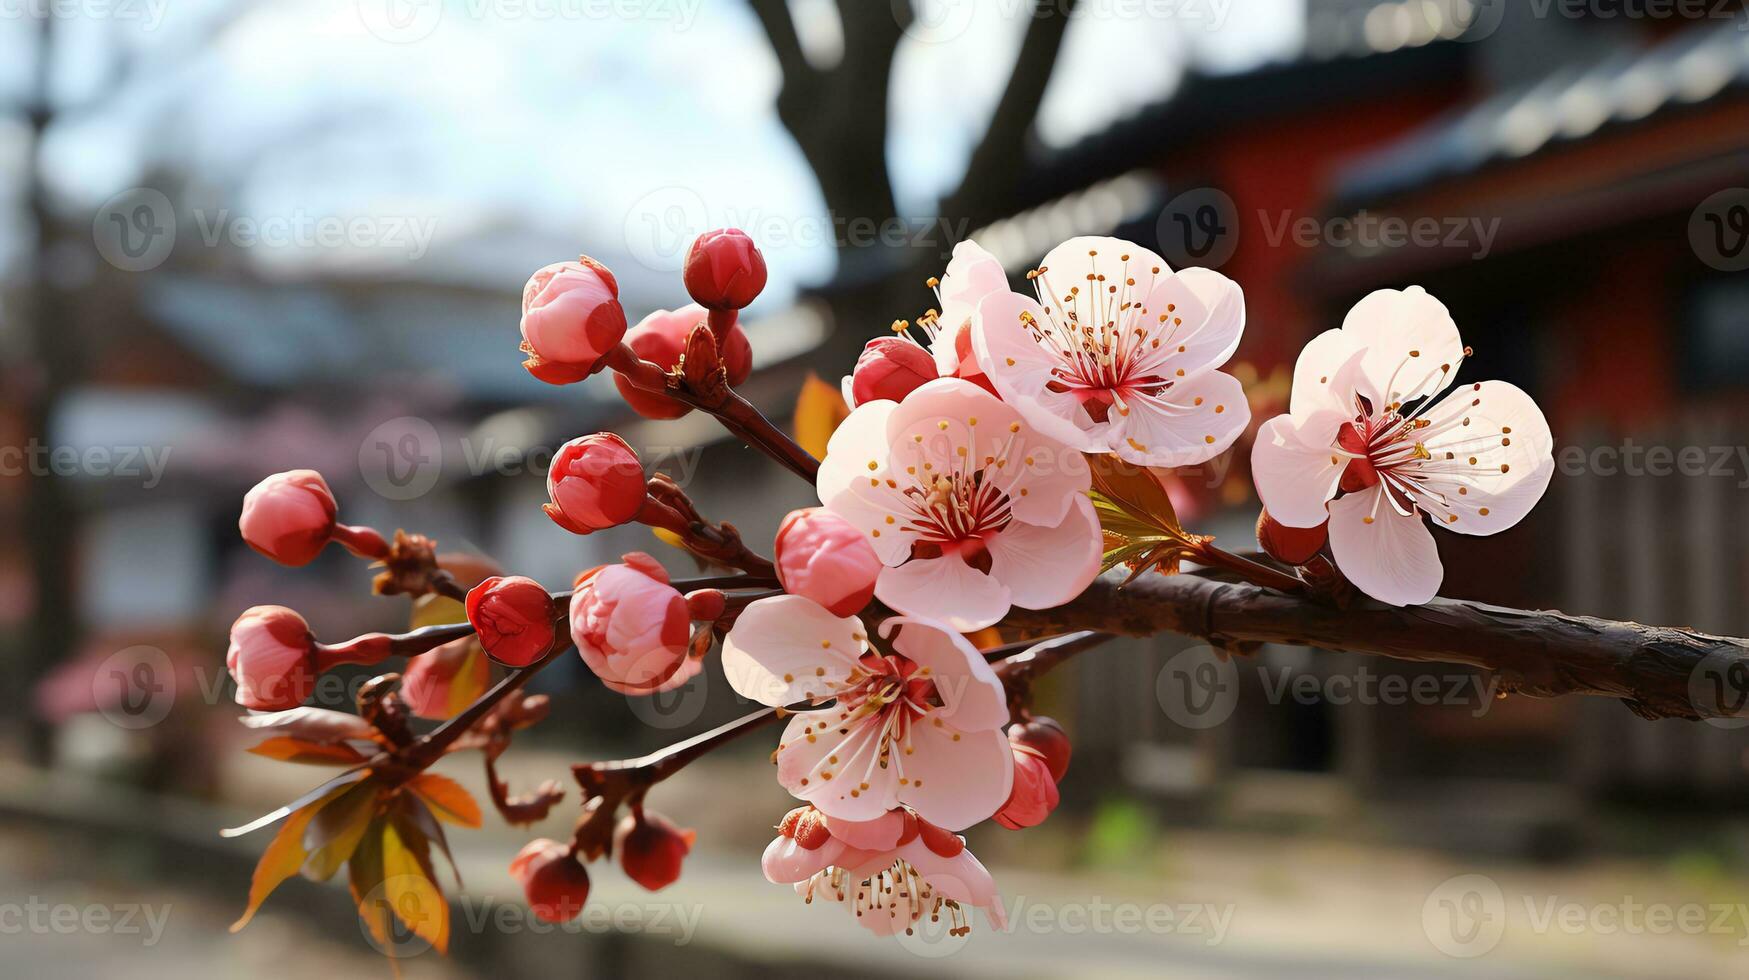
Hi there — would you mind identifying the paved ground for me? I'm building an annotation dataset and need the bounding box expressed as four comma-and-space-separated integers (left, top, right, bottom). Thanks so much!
5, 754, 1748, 979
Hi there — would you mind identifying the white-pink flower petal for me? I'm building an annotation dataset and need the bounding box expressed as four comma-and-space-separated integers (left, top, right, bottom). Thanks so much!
1327, 488, 1443, 606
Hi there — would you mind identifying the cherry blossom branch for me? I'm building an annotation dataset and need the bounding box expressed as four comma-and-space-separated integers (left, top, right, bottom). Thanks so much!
1004, 572, 1749, 721
606, 343, 820, 483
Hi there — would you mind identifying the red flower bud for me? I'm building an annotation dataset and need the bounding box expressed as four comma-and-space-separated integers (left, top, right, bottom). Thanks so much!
850, 337, 936, 406
239, 470, 338, 566
509, 839, 591, 923
544, 433, 647, 535
1008, 715, 1071, 782
614, 809, 696, 892
683, 228, 767, 311
613, 305, 752, 419
994, 743, 1060, 830
1256, 510, 1327, 566
773, 507, 881, 617
466, 576, 557, 667
226, 606, 317, 710
520, 257, 628, 384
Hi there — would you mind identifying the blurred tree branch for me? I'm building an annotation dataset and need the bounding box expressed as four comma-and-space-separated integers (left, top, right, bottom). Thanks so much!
747, 0, 1080, 247
1003, 573, 1749, 722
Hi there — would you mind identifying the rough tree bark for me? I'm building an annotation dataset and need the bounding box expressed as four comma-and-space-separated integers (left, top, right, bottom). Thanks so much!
1003, 573, 1749, 722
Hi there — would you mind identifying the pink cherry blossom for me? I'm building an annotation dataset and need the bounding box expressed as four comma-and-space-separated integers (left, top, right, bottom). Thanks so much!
929, 239, 1011, 379
1250, 286, 1555, 606
971, 235, 1251, 467
817, 377, 1101, 631
838, 240, 1009, 408
721, 595, 1013, 830
762, 804, 1006, 937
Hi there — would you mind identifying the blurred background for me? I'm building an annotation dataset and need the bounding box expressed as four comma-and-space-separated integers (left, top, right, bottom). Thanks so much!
2, 0, 1749, 976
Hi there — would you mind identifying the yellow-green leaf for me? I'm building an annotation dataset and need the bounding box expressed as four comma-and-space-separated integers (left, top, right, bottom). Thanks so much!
1087, 453, 1183, 536
348, 818, 391, 948
231, 782, 354, 932
301, 780, 381, 882
382, 815, 449, 954
793, 372, 849, 460
410, 593, 467, 631
444, 642, 490, 718
409, 773, 482, 829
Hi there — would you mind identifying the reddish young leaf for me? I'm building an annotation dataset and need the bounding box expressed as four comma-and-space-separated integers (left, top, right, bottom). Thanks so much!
409, 773, 483, 829
247, 736, 370, 766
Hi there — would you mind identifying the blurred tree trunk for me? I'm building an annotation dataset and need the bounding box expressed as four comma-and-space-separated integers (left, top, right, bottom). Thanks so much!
748, 0, 1080, 366
18, 14, 80, 761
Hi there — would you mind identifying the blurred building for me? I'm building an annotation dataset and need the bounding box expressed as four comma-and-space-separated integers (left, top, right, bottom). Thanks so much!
945, 4, 1749, 851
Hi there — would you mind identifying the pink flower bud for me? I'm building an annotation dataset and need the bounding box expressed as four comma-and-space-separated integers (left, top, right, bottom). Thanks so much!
1009, 715, 1072, 782
850, 337, 936, 406
994, 742, 1060, 830
519, 257, 628, 385
684, 228, 767, 311
773, 507, 880, 617
466, 576, 557, 667
398, 637, 489, 719
614, 809, 696, 891
570, 553, 692, 694
544, 433, 647, 535
226, 606, 317, 711
509, 839, 591, 923
239, 470, 337, 567
612, 305, 752, 419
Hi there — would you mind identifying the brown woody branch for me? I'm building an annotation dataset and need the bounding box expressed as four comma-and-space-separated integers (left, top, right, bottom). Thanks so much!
1000, 573, 1749, 722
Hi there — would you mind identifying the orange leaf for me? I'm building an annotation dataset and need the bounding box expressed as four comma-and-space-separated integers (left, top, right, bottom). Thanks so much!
963, 627, 1004, 651
247, 737, 369, 766
231, 782, 354, 932
793, 372, 850, 460
409, 773, 482, 829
